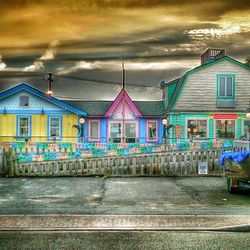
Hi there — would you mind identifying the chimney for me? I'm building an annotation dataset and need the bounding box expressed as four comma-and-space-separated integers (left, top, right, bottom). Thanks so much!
201, 48, 226, 65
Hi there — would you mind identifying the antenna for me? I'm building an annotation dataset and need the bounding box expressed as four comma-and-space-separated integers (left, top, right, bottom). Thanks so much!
46, 72, 54, 96
122, 62, 125, 89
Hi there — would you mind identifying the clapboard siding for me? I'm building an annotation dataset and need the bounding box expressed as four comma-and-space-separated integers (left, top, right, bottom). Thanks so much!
175, 59, 250, 111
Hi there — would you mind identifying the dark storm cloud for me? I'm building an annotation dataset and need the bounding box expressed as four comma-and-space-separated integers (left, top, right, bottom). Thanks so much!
0, 0, 249, 100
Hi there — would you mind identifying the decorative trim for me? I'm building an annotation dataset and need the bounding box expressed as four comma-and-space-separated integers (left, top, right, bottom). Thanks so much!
0, 83, 88, 116
0, 110, 71, 115
105, 89, 142, 117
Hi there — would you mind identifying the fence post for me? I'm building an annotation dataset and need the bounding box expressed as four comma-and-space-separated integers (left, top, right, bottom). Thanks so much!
5, 149, 16, 177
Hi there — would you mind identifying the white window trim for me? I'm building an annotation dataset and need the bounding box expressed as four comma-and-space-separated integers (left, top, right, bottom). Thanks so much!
108, 120, 138, 140
214, 119, 237, 139
48, 116, 62, 140
185, 117, 209, 140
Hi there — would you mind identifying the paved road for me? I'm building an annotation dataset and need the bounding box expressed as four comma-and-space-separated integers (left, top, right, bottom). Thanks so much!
0, 177, 249, 215
1, 231, 250, 250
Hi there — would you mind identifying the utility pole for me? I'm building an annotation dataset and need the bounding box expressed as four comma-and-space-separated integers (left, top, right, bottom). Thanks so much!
122, 62, 125, 143
46, 73, 54, 96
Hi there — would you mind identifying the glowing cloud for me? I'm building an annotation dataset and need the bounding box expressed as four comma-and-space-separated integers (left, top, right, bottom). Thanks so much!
0, 55, 7, 70
39, 40, 60, 60
23, 61, 44, 72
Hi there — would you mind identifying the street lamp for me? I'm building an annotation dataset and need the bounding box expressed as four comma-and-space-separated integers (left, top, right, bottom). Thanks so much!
79, 117, 85, 143
246, 101, 250, 119
162, 118, 168, 144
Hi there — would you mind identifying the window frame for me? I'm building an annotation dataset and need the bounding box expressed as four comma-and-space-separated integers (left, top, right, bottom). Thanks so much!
214, 119, 236, 139
185, 118, 209, 140
19, 95, 30, 107
48, 116, 62, 140
16, 115, 31, 139
108, 120, 138, 143
242, 119, 250, 140
88, 119, 100, 142
146, 120, 158, 142
216, 74, 235, 99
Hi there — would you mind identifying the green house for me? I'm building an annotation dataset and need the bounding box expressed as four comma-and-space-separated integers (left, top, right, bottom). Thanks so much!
160, 48, 250, 143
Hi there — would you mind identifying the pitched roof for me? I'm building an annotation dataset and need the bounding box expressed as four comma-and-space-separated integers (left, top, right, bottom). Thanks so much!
65, 100, 165, 116
64, 101, 112, 116
165, 55, 250, 112
0, 83, 88, 116
105, 88, 142, 117
134, 101, 165, 116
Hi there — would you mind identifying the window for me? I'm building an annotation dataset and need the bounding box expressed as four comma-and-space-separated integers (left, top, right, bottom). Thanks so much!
89, 120, 99, 141
243, 120, 250, 140
217, 75, 234, 98
125, 122, 136, 143
110, 122, 122, 143
48, 117, 61, 139
147, 121, 157, 141
17, 116, 31, 137
187, 119, 208, 139
109, 122, 137, 143
215, 120, 235, 139
20, 96, 29, 107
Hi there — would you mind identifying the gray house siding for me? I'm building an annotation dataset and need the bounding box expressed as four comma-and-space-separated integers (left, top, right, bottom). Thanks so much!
174, 59, 250, 112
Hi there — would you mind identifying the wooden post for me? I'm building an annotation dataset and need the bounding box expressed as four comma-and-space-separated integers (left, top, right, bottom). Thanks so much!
6, 149, 15, 177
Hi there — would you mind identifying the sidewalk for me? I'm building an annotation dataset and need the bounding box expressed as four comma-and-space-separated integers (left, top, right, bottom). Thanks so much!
0, 215, 249, 231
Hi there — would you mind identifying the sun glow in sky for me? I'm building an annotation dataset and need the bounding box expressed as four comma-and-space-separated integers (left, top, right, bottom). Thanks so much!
0, 0, 249, 100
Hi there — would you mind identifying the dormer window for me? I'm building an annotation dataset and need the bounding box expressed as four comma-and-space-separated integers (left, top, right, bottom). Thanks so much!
20, 96, 29, 107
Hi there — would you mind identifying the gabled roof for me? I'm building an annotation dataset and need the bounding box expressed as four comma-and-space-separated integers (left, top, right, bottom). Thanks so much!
134, 101, 165, 116
64, 101, 112, 116
0, 83, 88, 116
64, 100, 165, 116
165, 55, 250, 112
105, 88, 142, 117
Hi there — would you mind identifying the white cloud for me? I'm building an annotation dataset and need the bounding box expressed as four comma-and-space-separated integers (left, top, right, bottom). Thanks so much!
23, 61, 44, 72
0, 55, 7, 70
58, 59, 199, 75
39, 40, 60, 60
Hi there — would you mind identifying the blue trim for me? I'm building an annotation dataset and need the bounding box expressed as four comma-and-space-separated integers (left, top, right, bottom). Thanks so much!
47, 116, 62, 140
0, 83, 88, 116
16, 115, 32, 140
216, 74, 235, 99
0, 110, 72, 114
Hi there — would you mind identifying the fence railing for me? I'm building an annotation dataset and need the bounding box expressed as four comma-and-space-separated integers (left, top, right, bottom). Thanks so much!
10, 149, 223, 177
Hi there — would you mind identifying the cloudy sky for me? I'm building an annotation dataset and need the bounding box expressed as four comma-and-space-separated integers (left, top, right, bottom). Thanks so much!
0, 0, 249, 100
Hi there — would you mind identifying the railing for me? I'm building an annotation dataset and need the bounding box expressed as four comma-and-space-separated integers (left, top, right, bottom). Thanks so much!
11, 149, 223, 177
233, 140, 250, 150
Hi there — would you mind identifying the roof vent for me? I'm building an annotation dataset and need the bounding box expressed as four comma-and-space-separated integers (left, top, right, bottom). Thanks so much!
201, 48, 226, 65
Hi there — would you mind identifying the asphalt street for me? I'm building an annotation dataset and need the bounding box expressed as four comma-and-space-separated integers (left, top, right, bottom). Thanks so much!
0, 177, 249, 215
0, 177, 250, 249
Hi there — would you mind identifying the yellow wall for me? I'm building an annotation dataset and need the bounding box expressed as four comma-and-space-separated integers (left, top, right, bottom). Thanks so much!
62, 114, 78, 142
0, 114, 78, 143
0, 114, 16, 142
32, 115, 47, 142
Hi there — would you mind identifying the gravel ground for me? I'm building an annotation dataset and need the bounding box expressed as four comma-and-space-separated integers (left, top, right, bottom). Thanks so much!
0, 231, 250, 250
0, 177, 249, 215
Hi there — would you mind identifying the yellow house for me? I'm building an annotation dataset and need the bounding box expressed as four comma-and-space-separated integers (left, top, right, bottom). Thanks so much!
0, 83, 88, 142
